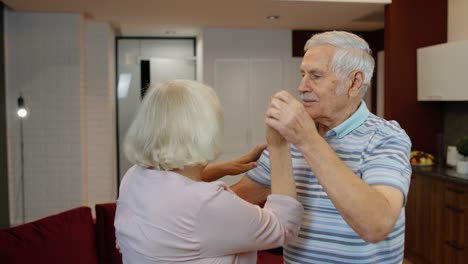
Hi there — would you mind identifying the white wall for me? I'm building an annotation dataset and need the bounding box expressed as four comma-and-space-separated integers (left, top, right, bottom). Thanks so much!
202, 28, 302, 185
196, 34, 204, 82
5, 10, 116, 225
448, 0, 468, 41
84, 21, 117, 211
5, 11, 82, 225
376, 51, 385, 117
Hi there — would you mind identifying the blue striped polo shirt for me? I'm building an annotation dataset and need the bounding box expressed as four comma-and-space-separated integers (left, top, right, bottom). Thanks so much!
246, 101, 412, 264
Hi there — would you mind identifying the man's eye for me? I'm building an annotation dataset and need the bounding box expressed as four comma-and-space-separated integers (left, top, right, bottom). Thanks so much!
311, 74, 321, 79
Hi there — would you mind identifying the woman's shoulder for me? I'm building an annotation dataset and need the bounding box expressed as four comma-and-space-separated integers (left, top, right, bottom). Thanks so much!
190, 180, 234, 197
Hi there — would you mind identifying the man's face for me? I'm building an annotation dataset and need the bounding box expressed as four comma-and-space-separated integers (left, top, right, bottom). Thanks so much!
298, 44, 352, 127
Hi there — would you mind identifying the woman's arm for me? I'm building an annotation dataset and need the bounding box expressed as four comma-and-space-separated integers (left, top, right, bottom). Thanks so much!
195, 126, 302, 257
195, 186, 303, 256
201, 144, 267, 182
266, 125, 296, 199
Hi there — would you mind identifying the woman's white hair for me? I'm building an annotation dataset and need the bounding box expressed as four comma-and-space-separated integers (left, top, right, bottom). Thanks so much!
124, 80, 223, 170
304, 31, 375, 97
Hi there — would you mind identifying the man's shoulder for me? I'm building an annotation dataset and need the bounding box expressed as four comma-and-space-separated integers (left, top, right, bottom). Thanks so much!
359, 113, 412, 153
362, 113, 409, 138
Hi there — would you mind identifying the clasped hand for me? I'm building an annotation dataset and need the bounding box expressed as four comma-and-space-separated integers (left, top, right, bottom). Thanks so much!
265, 91, 317, 148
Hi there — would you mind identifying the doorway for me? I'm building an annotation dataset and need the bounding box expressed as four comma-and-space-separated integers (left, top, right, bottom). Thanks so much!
116, 37, 196, 183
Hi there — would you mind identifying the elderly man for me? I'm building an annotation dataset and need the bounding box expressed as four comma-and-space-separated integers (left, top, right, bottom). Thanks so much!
232, 31, 412, 263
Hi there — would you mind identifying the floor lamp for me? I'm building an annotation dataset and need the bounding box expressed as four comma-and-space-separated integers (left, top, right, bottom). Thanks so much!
17, 94, 27, 224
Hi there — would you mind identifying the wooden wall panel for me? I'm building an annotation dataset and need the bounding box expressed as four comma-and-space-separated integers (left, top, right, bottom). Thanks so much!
384, 0, 447, 155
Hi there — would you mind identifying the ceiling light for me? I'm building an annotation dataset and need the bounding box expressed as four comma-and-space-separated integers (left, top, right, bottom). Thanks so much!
266, 15, 280, 20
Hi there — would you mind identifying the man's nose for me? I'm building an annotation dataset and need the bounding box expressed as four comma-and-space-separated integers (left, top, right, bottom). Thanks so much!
298, 77, 309, 93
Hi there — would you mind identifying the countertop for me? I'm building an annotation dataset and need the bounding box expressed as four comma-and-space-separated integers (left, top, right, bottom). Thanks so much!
412, 165, 468, 185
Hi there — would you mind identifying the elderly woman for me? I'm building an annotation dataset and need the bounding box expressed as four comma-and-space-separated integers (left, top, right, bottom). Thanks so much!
114, 80, 303, 264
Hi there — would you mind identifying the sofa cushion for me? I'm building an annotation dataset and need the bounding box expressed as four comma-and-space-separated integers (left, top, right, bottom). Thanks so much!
0, 206, 98, 264
257, 250, 284, 264
95, 203, 122, 264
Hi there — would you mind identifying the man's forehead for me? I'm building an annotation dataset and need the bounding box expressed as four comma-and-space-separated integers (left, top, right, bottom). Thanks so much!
305, 45, 336, 59
301, 47, 335, 71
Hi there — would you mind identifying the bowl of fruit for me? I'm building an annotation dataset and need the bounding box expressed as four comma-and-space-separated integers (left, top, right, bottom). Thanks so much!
410, 150, 435, 166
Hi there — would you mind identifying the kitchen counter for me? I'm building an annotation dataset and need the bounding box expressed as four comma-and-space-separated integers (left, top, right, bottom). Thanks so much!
412, 165, 468, 185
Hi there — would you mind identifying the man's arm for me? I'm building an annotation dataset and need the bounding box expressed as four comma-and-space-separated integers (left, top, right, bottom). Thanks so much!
230, 176, 271, 205
299, 138, 404, 243
266, 91, 405, 243
201, 144, 266, 182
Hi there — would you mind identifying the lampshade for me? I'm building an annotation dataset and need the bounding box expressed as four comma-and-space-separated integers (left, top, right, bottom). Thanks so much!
17, 95, 27, 118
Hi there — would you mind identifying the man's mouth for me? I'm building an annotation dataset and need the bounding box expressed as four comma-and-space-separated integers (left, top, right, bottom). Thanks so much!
300, 92, 319, 103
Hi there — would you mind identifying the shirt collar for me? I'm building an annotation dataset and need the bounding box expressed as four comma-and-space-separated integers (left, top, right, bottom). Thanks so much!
326, 101, 369, 138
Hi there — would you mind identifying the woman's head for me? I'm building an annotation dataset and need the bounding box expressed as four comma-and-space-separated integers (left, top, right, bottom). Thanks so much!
124, 80, 223, 170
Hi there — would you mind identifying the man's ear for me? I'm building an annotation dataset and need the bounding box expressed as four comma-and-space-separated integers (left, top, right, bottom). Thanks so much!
347, 71, 364, 98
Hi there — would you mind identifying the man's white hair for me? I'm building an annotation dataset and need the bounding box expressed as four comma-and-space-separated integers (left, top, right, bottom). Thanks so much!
304, 31, 375, 97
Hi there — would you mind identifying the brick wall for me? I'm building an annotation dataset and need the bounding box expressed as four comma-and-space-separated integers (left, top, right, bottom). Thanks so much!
84, 21, 117, 210
4, 11, 116, 225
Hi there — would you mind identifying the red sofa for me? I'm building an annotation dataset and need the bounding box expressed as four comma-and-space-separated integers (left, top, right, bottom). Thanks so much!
0, 206, 102, 264
0, 203, 282, 264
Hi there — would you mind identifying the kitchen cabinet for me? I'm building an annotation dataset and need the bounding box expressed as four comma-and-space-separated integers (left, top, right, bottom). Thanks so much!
405, 173, 468, 263
417, 40, 468, 101
442, 182, 468, 263
405, 173, 444, 263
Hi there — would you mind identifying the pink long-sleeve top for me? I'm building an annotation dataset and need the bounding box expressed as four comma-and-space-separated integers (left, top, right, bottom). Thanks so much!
115, 165, 303, 264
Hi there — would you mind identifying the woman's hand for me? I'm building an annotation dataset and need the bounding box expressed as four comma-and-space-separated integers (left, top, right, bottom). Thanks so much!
228, 143, 268, 173
201, 144, 267, 182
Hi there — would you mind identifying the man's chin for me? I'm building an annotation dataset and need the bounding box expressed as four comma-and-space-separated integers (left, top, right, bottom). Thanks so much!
304, 108, 319, 119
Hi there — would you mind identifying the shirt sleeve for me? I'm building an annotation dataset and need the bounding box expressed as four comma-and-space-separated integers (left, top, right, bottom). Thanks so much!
245, 149, 272, 186
361, 123, 412, 204
194, 184, 303, 257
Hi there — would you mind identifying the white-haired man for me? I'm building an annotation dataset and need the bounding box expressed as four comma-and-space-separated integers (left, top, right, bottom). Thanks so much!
232, 31, 412, 264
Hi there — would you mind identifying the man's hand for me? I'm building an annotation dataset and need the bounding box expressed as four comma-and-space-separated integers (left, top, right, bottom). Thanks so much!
266, 91, 318, 148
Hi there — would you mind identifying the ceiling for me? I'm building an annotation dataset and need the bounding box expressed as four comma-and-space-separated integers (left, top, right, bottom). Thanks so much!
2, 0, 390, 36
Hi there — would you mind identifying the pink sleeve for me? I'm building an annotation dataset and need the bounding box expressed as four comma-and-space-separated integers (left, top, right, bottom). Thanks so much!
194, 185, 303, 257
